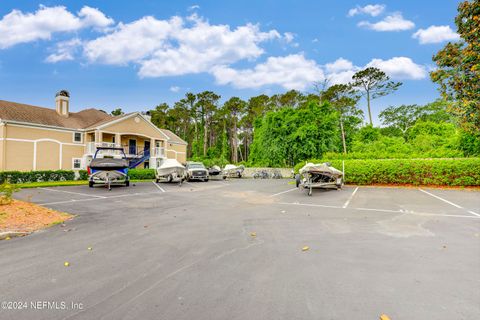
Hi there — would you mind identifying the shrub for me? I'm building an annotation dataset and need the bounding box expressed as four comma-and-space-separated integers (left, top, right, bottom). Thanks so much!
128, 169, 155, 180
294, 158, 480, 186
0, 170, 78, 184
78, 170, 89, 180
0, 181, 20, 205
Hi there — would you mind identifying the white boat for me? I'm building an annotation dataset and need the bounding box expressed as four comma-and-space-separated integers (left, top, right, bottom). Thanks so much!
155, 159, 186, 182
223, 164, 245, 178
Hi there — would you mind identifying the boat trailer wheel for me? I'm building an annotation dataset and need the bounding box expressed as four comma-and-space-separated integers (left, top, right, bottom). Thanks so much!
295, 174, 301, 188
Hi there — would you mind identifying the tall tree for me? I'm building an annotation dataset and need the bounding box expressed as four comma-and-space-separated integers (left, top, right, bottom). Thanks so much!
322, 84, 362, 153
223, 97, 246, 163
242, 95, 270, 160
249, 102, 339, 166
196, 91, 221, 157
430, 0, 480, 133
111, 108, 124, 116
379, 104, 420, 137
150, 103, 169, 128
352, 67, 402, 125
379, 101, 453, 138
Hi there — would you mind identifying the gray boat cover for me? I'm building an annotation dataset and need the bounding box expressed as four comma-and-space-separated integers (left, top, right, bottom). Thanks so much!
299, 163, 343, 177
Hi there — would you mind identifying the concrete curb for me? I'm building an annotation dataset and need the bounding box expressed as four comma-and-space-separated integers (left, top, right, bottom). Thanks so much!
0, 231, 30, 240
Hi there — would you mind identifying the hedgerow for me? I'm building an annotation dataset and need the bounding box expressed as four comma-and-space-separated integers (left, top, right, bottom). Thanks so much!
0, 170, 77, 184
128, 168, 155, 180
294, 158, 480, 186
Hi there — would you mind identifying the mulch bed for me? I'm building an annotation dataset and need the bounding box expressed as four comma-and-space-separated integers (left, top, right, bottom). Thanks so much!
0, 200, 72, 234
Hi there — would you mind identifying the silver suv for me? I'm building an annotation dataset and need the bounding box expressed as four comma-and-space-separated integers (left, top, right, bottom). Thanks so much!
185, 162, 209, 182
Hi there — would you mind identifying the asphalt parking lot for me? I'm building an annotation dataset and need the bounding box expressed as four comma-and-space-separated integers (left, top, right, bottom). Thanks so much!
2, 179, 479, 320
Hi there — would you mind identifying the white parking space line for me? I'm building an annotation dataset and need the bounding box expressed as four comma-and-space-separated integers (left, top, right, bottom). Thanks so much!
152, 182, 166, 192
279, 202, 343, 209
418, 188, 480, 217
468, 210, 480, 217
279, 202, 480, 219
270, 188, 298, 197
38, 187, 106, 198
342, 187, 359, 208
39, 191, 166, 206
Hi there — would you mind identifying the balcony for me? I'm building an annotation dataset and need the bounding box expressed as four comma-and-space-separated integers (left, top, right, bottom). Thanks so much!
153, 147, 165, 158
86, 142, 119, 154
86, 142, 165, 158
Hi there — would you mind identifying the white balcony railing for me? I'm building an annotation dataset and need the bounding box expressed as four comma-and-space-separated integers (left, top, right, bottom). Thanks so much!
87, 142, 165, 158
86, 142, 120, 155
153, 147, 166, 158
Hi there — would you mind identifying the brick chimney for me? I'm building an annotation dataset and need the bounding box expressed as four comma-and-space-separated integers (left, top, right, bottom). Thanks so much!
55, 90, 70, 117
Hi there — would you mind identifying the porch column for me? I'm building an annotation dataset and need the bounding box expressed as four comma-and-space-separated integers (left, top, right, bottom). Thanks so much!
150, 138, 156, 169
94, 130, 103, 143
115, 133, 121, 147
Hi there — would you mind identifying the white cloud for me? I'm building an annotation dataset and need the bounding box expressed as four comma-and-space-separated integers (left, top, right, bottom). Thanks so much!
188, 5, 200, 11
284, 32, 295, 43
212, 54, 325, 90
366, 57, 427, 79
348, 4, 385, 17
211, 54, 426, 90
358, 13, 414, 31
45, 38, 82, 63
325, 58, 355, 73
324, 56, 426, 85
77, 6, 114, 29
0, 5, 114, 49
83, 16, 182, 65
169, 86, 180, 92
412, 25, 460, 44
83, 14, 281, 77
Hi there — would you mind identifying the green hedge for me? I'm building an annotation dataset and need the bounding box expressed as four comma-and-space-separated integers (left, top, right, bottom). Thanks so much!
294, 158, 480, 186
128, 168, 155, 180
0, 168, 156, 184
0, 170, 87, 184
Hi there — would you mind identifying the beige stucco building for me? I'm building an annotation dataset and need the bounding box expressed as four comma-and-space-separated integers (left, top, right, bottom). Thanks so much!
0, 91, 187, 171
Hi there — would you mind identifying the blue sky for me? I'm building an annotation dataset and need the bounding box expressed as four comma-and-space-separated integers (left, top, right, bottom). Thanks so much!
0, 1, 461, 124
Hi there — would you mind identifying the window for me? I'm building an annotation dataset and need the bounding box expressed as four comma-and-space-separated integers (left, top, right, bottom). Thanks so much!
73, 132, 82, 143
72, 158, 82, 169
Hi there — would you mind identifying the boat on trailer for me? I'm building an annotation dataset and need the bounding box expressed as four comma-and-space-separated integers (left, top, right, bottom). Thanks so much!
295, 162, 343, 196
88, 147, 130, 190
223, 164, 245, 178
155, 159, 186, 183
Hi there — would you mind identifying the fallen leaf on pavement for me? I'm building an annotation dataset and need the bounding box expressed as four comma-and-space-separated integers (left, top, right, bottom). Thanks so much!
380, 315, 391, 320
302, 246, 310, 251
250, 232, 256, 237
64, 262, 70, 267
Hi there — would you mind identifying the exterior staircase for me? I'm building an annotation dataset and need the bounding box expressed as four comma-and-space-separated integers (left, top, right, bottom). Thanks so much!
128, 149, 150, 168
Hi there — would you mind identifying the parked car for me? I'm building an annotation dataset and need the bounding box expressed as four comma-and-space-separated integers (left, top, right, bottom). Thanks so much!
185, 162, 209, 182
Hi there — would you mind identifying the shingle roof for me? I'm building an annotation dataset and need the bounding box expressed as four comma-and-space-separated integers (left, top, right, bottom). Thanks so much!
0, 99, 188, 145
84, 113, 134, 130
161, 129, 187, 145
0, 100, 112, 129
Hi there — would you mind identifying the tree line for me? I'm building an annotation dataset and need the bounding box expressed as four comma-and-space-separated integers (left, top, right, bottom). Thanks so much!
111, 0, 478, 166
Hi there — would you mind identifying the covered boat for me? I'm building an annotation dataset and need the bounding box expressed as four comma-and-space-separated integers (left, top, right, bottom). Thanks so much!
223, 164, 245, 178
88, 147, 130, 190
295, 162, 343, 196
155, 159, 186, 183
208, 165, 226, 180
